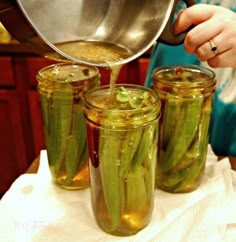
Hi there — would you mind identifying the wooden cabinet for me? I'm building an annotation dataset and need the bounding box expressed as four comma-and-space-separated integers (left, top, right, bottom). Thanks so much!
0, 56, 15, 86
0, 44, 151, 194
0, 54, 57, 194
0, 90, 28, 192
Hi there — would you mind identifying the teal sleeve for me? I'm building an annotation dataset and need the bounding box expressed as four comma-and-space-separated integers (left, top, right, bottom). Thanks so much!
210, 91, 236, 156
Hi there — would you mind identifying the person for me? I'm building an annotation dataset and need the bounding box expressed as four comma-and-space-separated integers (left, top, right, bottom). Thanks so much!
172, 3, 236, 68
145, 1, 236, 162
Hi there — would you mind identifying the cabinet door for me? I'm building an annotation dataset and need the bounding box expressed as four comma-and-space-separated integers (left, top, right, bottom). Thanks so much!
0, 56, 15, 87
0, 90, 28, 193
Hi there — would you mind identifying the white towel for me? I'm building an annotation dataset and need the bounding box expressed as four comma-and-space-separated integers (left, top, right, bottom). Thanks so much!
0, 148, 236, 242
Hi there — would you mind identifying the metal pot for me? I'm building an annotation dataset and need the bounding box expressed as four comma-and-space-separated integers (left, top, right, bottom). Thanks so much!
0, 0, 195, 67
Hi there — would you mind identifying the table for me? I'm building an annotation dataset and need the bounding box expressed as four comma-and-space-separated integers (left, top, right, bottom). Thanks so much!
26, 155, 236, 174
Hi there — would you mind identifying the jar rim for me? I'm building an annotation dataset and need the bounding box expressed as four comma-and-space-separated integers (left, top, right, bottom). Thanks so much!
151, 65, 216, 88
37, 62, 99, 84
84, 84, 160, 112
84, 84, 161, 127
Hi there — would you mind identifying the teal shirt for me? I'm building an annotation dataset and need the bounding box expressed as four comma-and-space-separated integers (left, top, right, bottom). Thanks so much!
145, 1, 236, 156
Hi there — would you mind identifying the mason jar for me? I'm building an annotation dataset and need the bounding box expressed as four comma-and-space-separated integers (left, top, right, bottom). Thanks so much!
152, 65, 216, 193
37, 63, 100, 190
84, 84, 160, 236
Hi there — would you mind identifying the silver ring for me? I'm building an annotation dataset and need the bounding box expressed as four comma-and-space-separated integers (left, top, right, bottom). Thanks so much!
209, 39, 218, 54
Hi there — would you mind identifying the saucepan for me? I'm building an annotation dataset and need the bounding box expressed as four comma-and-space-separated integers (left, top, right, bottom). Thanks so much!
0, 0, 195, 67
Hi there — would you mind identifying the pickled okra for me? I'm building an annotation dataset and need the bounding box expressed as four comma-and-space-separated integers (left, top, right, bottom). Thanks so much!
37, 63, 100, 190
152, 65, 216, 193
173, 98, 212, 192
41, 91, 89, 188
52, 96, 73, 177
99, 129, 126, 231
65, 105, 87, 185
133, 125, 156, 171
160, 97, 203, 172
84, 85, 160, 236
118, 129, 142, 177
126, 166, 147, 211
161, 95, 183, 149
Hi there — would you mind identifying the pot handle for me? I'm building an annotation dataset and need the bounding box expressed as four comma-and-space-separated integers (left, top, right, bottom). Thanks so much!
159, 0, 196, 45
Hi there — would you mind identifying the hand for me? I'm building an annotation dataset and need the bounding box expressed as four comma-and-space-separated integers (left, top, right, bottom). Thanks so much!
172, 4, 236, 68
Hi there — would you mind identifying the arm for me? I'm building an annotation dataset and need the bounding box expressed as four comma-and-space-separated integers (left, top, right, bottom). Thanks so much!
172, 4, 236, 68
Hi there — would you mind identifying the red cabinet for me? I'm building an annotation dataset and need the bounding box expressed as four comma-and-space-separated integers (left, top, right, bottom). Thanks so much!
0, 56, 15, 86
0, 90, 28, 192
0, 55, 56, 194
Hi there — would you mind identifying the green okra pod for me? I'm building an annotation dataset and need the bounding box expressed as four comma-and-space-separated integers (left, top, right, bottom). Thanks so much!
40, 95, 50, 140
65, 104, 87, 185
160, 98, 203, 172
173, 102, 211, 192
144, 141, 157, 202
126, 166, 147, 212
156, 167, 187, 189
51, 95, 73, 177
119, 129, 142, 177
99, 128, 126, 232
76, 140, 88, 172
170, 125, 203, 173
133, 124, 156, 171
40, 95, 52, 161
173, 155, 205, 193
161, 95, 183, 149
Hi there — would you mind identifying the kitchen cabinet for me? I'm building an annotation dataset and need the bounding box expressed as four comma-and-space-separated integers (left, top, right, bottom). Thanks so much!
0, 52, 57, 194
0, 43, 151, 195
0, 90, 28, 193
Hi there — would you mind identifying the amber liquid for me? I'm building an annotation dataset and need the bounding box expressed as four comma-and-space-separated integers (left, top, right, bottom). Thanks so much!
54, 162, 89, 190
45, 40, 132, 65
45, 40, 128, 93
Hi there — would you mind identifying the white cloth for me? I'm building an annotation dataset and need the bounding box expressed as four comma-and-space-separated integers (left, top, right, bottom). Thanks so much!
0, 148, 236, 242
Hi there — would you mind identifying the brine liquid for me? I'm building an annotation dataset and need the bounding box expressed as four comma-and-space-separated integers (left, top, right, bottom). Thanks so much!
45, 40, 132, 65
53, 161, 89, 190
45, 40, 128, 94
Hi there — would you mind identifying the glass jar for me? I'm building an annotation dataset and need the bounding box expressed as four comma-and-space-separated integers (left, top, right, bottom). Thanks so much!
84, 84, 160, 236
37, 63, 100, 190
152, 65, 216, 193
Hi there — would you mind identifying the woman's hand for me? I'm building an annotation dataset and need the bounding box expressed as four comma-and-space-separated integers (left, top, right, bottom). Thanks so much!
173, 4, 236, 68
